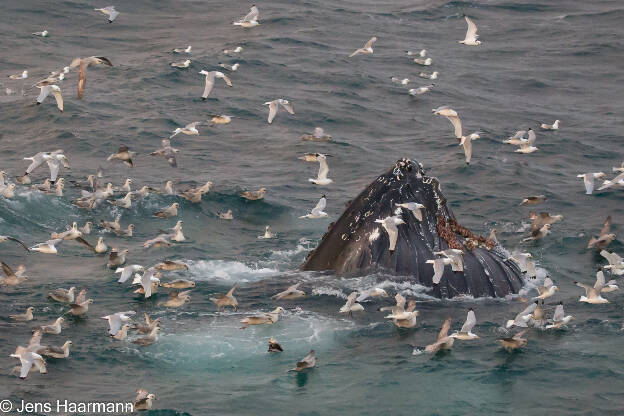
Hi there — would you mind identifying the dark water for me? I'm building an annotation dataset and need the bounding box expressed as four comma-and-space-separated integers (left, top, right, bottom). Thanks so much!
1, 0, 624, 414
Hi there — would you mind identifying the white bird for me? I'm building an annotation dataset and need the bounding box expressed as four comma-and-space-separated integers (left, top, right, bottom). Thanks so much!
395, 202, 425, 221
233, 5, 259, 27
116, 265, 145, 283
272, 283, 305, 300
356, 288, 389, 302
419, 71, 438, 79
170, 122, 200, 138
173, 45, 192, 53
577, 172, 607, 194
171, 59, 191, 68
102, 311, 135, 335
339, 292, 364, 315
425, 317, 455, 353
533, 277, 559, 300
223, 46, 243, 54
451, 309, 479, 339
198, 70, 232, 99
506, 302, 537, 328
8, 70, 28, 79
36, 85, 63, 112
574, 270, 610, 304
374, 215, 406, 253
301, 127, 332, 141
503, 130, 526, 145
258, 225, 276, 239
385, 300, 419, 328
433, 249, 464, 272
413, 58, 432, 65
516, 140, 539, 154
597, 172, 624, 191
540, 120, 560, 130
545, 302, 574, 329
459, 16, 481, 45
32, 30, 49, 37
299, 153, 333, 185
30, 238, 63, 254
349, 36, 377, 57
218, 62, 240, 71
408, 84, 434, 96
138, 268, 160, 298
391, 77, 410, 85
426, 257, 451, 284
94, 6, 119, 22
300, 195, 328, 219
601, 250, 624, 275
406, 49, 427, 57
264, 99, 295, 124
68, 56, 113, 99
460, 132, 480, 164
432, 106, 463, 140
10, 347, 47, 379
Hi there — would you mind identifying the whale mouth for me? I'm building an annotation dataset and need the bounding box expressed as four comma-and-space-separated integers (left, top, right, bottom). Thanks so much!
301, 158, 523, 299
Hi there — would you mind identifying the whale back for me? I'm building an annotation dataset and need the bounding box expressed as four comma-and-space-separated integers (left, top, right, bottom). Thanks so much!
301, 159, 524, 298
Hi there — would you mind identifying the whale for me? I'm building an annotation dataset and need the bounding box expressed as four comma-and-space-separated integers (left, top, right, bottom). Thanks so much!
301, 159, 524, 298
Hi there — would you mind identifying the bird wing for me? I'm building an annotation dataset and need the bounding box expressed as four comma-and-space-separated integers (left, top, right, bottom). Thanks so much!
242, 5, 259, 22
226, 284, 237, 297
364, 37, 377, 48
135, 389, 148, 401
460, 310, 476, 333
108, 314, 122, 334
279, 100, 295, 115
77, 61, 86, 99
201, 71, 215, 98
311, 196, 326, 215
317, 157, 330, 181
46, 159, 61, 182
29, 330, 43, 347
594, 270, 605, 291
1, 261, 15, 277
462, 136, 472, 163
75, 237, 95, 252
543, 277, 553, 289
108, 8, 119, 21
437, 318, 452, 340
52, 87, 63, 111
600, 216, 612, 237
445, 115, 462, 139
36, 85, 51, 103
583, 175, 594, 194
516, 303, 536, 321
220, 73, 233, 87
464, 16, 479, 41
267, 101, 277, 123
431, 259, 444, 284
553, 304, 564, 322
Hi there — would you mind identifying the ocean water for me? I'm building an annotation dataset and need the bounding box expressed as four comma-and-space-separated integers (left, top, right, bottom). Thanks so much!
1, 0, 624, 414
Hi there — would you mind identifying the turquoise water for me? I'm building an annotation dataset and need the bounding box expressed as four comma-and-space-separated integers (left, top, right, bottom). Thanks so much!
1, 0, 623, 414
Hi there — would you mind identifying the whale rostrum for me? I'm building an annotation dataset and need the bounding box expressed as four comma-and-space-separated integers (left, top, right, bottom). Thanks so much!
301, 159, 524, 298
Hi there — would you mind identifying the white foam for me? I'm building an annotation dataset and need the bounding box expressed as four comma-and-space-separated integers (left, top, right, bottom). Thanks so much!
188, 260, 279, 283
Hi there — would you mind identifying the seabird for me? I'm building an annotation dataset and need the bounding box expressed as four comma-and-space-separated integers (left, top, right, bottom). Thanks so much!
198, 70, 232, 100
32, 30, 49, 37
107, 248, 128, 268
115, 265, 145, 283
132, 326, 160, 346
134, 389, 156, 410
0, 262, 28, 286
30, 238, 63, 254
240, 187, 266, 200
533, 277, 558, 300
94, 6, 119, 22
153, 203, 179, 218
356, 288, 389, 302
42, 340, 72, 359
451, 309, 479, 339
210, 284, 238, 311
385, 300, 419, 328
268, 338, 283, 352
264, 99, 295, 124
134, 313, 160, 335
10, 307, 34, 321
39, 317, 64, 334
529, 211, 563, 232
111, 324, 130, 340
101, 311, 135, 335
301, 127, 332, 141
107, 192, 132, 208
160, 290, 191, 307
601, 250, 624, 275
171, 59, 191, 68
425, 317, 455, 353
597, 171, 624, 191
0, 235, 29, 251
575, 269, 610, 304
209, 114, 232, 126
69, 56, 113, 99
375, 214, 406, 253
218, 62, 240, 71
107, 145, 135, 167
522, 223, 551, 242
272, 283, 305, 300
217, 210, 233, 220
143, 234, 172, 249
48, 286, 76, 303
154, 260, 188, 271
391, 76, 409, 85
150, 139, 179, 167
504, 130, 526, 144
540, 120, 560, 130
290, 350, 316, 372
432, 106, 463, 140
339, 292, 364, 315
10, 347, 47, 379
413, 58, 432, 65
497, 330, 528, 351
521, 195, 546, 205
349, 36, 377, 57
160, 279, 195, 289
588, 216, 615, 249
298, 153, 333, 185
300, 195, 328, 219
35, 84, 63, 112
406, 49, 427, 57
506, 302, 537, 328
459, 16, 481, 45
258, 225, 276, 239
408, 84, 434, 96
8, 70, 28, 79
577, 172, 607, 194
173, 45, 192, 53
223, 46, 243, 54
545, 302, 574, 329
419, 71, 438, 79
240, 307, 284, 329
170, 122, 200, 138
395, 202, 425, 221
67, 299, 93, 316
233, 5, 259, 27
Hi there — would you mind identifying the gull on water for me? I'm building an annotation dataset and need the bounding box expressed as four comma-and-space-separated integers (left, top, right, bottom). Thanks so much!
107, 192, 132, 208
209, 114, 232, 126
116, 223, 134, 238
290, 350, 316, 372
210, 284, 238, 311
67, 299, 93, 316
530, 211, 563, 232
408, 84, 434, 96
134, 390, 156, 411
111, 324, 130, 340
587, 216, 615, 249
170, 122, 200, 138
199, 70, 232, 100
375, 214, 406, 253
10, 307, 35, 321
32, 30, 49, 37
268, 338, 283, 352
419, 71, 438, 79
107, 248, 128, 268
272, 283, 305, 300
0, 262, 28, 286
233, 5, 259, 27
339, 292, 364, 316
160, 290, 191, 307
459, 16, 481, 45
264, 99, 295, 124
521, 194, 546, 205
94, 6, 119, 22
540, 120, 560, 130
504, 130, 526, 145
218, 62, 240, 71
153, 203, 179, 218
160, 279, 195, 289
10, 347, 46, 379
506, 302, 537, 328
578, 172, 606, 194
575, 269, 610, 304
9, 70, 28, 79
413, 58, 432, 65
134, 313, 160, 334
523, 223, 551, 242
240, 187, 266, 200
451, 309, 479, 339
100, 216, 121, 232
391, 77, 410, 85
223, 46, 243, 54
299, 153, 333, 185
545, 301, 574, 329
154, 260, 188, 271
48, 286, 76, 303
42, 340, 72, 359
39, 317, 64, 334
498, 330, 528, 352
217, 210, 233, 220
533, 276, 558, 300
240, 307, 284, 329
143, 234, 172, 249
425, 317, 455, 353
258, 225, 276, 239
173, 45, 191, 53
349, 36, 377, 57
150, 139, 179, 167
102, 311, 136, 335
107, 145, 135, 167
132, 327, 160, 346
406, 49, 427, 57
300, 195, 328, 219
171, 59, 191, 68
302, 127, 332, 141
1, 184, 16, 198
69, 56, 113, 99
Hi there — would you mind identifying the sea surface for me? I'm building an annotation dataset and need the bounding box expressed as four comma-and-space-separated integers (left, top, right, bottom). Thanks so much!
1, 0, 624, 414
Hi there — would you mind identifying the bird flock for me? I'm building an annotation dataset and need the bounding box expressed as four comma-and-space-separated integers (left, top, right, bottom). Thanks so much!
1, 3, 623, 411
